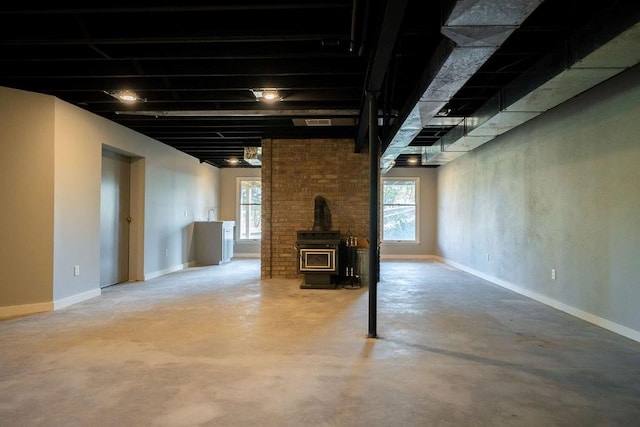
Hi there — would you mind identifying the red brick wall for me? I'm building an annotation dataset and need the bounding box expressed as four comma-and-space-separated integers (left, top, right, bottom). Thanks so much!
261, 139, 370, 279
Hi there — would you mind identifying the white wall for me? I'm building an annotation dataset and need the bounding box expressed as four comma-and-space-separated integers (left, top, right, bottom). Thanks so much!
437, 65, 640, 339
220, 167, 261, 256
1, 86, 220, 314
0, 87, 55, 314
381, 167, 438, 258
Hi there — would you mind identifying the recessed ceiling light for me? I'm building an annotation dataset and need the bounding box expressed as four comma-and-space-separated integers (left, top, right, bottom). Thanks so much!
104, 89, 145, 103
226, 158, 240, 165
263, 91, 278, 100
250, 88, 281, 102
408, 157, 419, 164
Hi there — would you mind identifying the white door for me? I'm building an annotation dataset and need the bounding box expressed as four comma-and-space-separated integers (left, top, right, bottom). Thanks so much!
100, 149, 131, 288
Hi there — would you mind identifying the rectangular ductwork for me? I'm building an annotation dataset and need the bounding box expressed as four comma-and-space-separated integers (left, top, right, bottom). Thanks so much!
424, 8, 640, 165
381, 0, 545, 172
244, 147, 262, 166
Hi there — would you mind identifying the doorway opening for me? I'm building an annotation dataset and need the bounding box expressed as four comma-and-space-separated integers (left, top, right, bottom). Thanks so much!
100, 147, 145, 288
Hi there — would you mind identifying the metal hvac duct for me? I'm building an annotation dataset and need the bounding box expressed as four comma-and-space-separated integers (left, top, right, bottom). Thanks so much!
423, 5, 640, 165
381, 0, 545, 172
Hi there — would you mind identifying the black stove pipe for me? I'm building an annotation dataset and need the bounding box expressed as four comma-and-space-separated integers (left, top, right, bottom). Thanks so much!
312, 195, 331, 231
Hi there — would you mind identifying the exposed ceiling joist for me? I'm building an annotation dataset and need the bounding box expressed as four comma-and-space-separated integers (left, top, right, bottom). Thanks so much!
354, 0, 410, 153
1, 2, 636, 168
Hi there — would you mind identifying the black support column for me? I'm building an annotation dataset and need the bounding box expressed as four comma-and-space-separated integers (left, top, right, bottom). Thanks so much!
356, 0, 409, 337
368, 91, 379, 339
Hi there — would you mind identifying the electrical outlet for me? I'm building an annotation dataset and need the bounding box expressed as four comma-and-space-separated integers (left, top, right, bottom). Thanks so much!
73, 265, 80, 277
551, 268, 556, 280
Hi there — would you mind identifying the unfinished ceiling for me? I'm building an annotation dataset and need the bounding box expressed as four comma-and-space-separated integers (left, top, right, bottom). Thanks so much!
1, 1, 639, 168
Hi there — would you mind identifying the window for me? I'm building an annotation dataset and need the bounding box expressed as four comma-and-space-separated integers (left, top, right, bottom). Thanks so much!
382, 178, 419, 243
238, 178, 261, 240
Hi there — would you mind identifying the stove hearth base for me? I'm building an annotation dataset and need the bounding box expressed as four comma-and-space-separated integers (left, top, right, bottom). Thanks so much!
300, 273, 336, 289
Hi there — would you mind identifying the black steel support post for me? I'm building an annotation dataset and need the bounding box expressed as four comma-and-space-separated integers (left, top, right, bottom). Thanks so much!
367, 91, 379, 339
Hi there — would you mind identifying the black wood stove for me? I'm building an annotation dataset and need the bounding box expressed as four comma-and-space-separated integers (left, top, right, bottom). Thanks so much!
296, 230, 341, 289
296, 195, 340, 289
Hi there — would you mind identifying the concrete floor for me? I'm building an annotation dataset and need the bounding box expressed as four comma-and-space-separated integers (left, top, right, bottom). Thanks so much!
1, 259, 639, 426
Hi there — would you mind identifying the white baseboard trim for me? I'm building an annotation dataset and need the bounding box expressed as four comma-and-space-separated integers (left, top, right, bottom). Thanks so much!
0, 301, 53, 318
380, 254, 438, 261
54, 288, 101, 310
233, 253, 260, 258
436, 257, 640, 343
144, 262, 192, 281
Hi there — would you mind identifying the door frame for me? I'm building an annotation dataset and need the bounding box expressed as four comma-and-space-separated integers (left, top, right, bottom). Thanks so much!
101, 145, 145, 283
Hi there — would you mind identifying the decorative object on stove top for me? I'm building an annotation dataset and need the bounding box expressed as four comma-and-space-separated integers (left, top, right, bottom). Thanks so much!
312, 195, 332, 231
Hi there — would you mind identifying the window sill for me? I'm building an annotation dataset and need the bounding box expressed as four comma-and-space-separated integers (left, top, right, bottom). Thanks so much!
381, 240, 420, 246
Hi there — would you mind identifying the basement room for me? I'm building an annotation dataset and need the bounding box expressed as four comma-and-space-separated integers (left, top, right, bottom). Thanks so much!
1, 1, 639, 425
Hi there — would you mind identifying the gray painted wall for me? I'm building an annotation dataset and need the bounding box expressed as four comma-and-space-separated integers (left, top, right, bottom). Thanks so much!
1, 86, 220, 312
437, 65, 640, 334
0, 87, 55, 309
52, 97, 220, 299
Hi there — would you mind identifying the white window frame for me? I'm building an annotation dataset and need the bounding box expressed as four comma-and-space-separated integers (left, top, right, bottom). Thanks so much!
381, 177, 420, 245
236, 177, 262, 241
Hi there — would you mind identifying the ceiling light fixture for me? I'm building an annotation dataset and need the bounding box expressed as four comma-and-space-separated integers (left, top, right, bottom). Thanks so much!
104, 89, 145, 103
250, 88, 281, 102
225, 158, 240, 165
